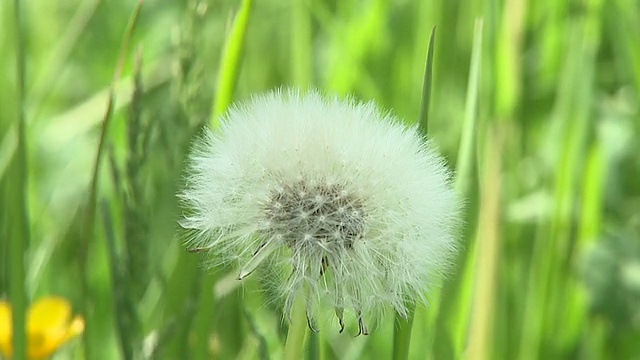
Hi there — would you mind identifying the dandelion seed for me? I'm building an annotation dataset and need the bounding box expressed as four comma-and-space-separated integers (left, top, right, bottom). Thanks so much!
180, 89, 461, 333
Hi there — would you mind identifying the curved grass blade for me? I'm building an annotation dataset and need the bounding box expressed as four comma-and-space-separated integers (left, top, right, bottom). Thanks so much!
393, 26, 436, 360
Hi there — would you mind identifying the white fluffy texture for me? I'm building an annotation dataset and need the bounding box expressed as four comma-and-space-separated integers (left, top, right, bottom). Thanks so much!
180, 89, 460, 328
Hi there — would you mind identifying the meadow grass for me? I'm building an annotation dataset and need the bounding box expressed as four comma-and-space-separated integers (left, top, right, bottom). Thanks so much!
1, 0, 639, 359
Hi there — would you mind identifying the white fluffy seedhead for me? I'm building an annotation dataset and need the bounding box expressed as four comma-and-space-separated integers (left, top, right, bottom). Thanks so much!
180, 89, 461, 335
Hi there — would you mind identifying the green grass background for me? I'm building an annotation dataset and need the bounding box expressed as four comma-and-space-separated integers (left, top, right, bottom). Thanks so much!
2, 0, 640, 359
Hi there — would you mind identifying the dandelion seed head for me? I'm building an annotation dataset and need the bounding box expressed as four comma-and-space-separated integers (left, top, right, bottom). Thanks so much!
180, 89, 461, 331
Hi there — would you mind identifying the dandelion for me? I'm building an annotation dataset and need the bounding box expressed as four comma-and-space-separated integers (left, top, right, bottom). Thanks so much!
0, 296, 84, 360
180, 89, 460, 334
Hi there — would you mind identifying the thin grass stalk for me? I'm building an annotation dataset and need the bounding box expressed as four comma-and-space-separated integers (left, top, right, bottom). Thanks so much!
393, 26, 436, 360
100, 199, 133, 360
210, 0, 253, 127
80, 2, 143, 358
551, 3, 603, 346
416, 27, 436, 137
519, 23, 596, 358
9, 0, 28, 357
577, 144, 603, 247
102, 49, 145, 360
465, 128, 502, 360
189, 2, 253, 357
495, 0, 525, 118
455, 19, 483, 197
448, 19, 483, 355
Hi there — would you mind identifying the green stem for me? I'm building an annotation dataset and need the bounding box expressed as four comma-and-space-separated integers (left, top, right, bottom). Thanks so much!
392, 307, 416, 360
9, 0, 28, 357
307, 331, 319, 360
455, 19, 483, 197
283, 292, 308, 360
80, 2, 143, 359
394, 24, 435, 360
417, 27, 436, 136
211, 0, 253, 127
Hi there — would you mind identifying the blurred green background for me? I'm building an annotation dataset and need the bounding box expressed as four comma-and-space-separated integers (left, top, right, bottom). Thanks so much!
1, 0, 640, 359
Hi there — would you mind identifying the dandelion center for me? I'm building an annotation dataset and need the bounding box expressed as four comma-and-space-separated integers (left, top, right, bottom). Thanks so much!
264, 180, 366, 249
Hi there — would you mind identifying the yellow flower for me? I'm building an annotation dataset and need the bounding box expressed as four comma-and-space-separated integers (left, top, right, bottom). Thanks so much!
0, 297, 84, 360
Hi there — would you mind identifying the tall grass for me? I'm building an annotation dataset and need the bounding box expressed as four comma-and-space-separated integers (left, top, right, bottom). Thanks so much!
1, 0, 639, 359
4, 0, 29, 359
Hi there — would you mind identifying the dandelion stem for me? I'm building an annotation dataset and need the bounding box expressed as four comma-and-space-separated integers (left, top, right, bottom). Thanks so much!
392, 307, 415, 360
307, 331, 323, 360
283, 292, 308, 360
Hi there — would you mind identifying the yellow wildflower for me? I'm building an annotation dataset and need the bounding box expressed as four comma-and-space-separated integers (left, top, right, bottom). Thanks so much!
0, 297, 84, 360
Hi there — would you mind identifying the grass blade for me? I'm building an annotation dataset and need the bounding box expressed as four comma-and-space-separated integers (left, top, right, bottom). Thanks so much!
417, 26, 436, 136
449, 18, 483, 355
455, 19, 483, 196
393, 26, 437, 360
80, 1, 143, 359
466, 127, 502, 360
8, 0, 29, 357
210, 0, 253, 127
